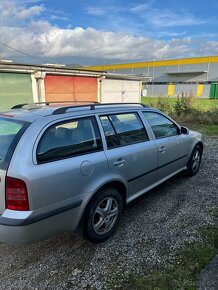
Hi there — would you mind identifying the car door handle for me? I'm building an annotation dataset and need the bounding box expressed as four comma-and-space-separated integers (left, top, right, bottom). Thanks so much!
158, 146, 166, 153
113, 159, 126, 167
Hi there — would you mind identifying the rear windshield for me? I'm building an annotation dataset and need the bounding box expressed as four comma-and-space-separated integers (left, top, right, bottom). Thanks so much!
0, 117, 29, 170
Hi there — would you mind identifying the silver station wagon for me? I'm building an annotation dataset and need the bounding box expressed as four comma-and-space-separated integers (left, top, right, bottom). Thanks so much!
0, 102, 203, 244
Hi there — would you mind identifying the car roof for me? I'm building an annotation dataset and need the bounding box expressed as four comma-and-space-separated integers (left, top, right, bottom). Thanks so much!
0, 102, 158, 123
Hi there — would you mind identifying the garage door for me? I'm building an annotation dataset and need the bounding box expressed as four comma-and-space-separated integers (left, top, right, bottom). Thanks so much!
0, 73, 33, 111
44, 75, 98, 103
102, 79, 141, 103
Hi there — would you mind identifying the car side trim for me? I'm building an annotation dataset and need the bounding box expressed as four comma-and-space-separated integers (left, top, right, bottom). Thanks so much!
0, 200, 82, 227
128, 154, 188, 182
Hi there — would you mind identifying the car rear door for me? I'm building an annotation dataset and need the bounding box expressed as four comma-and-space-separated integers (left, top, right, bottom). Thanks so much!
142, 111, 190, 181
98, 112, 158, 198
30, 116, 108, 209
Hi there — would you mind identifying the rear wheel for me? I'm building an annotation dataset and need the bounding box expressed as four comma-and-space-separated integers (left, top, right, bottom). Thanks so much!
187, 145, 202, 176
84, 188, 123, 243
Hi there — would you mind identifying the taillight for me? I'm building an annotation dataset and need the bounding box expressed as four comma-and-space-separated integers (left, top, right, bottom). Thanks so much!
6, 177, 29, 211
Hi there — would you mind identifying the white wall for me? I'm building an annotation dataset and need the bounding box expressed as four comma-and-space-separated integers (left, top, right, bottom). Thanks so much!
101, 79, 141, 103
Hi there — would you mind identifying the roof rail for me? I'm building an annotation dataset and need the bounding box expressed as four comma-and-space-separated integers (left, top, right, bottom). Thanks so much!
11, 103, 31, 109
11, 101, 99, 109
52, 103, 149, 115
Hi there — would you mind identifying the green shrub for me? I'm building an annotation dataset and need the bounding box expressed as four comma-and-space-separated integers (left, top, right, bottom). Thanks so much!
172, 108, 218, 125
208, 108, 218, 124
156, 97, 173, 115
174, 93, 194, 116
147, 97, 173, 115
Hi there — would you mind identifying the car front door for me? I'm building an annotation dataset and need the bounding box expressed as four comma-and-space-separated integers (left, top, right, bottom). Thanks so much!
98, 112, 158, 199
142, 111, 190, 181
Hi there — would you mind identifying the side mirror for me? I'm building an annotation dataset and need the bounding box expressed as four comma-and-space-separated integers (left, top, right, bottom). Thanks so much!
181, 126, 189, 135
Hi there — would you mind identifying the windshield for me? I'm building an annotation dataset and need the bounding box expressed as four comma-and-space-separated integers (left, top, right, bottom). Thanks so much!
0, 117, 29, 170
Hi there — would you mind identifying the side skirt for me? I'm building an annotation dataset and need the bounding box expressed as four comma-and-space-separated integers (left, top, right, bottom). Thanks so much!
126, 166, 187, 204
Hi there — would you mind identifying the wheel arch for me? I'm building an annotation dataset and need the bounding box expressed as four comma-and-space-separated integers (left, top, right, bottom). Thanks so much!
190, 141, 203, 158
196, 141, 203, 152
75, 180, 127, 236
95, 181, 127, 206
186, 141, 203, 177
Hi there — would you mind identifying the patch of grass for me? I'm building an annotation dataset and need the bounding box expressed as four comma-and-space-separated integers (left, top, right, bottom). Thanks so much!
116, 245, 216, 290
142, 97, 218, 112
109, 210, 218, 290
182, 124, 218, 137
192, 98, 218, 112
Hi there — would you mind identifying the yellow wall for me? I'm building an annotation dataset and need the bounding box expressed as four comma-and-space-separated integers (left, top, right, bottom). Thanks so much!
85, 56, 218, 71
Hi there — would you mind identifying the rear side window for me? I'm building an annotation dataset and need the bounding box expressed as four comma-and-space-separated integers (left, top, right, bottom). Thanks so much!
100, 113, 148, 149
0, 117, 28, 170
142, 112, 179, 138
37, 117, 102, 163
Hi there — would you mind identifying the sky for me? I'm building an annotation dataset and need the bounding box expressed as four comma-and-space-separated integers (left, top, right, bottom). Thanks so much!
0, 0, 218, 65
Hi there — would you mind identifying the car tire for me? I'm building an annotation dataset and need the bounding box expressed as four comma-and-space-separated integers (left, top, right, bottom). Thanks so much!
186, 145, 202, 176
84, 187, 123, 243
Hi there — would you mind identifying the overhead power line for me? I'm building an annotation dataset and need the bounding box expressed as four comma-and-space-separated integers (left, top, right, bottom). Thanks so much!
0, 40, 49, 63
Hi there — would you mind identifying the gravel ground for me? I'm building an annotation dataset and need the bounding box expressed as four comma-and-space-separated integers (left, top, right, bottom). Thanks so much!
0, 137, 217, 290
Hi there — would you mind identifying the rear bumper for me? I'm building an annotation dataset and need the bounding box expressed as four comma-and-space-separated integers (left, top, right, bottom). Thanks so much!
0, 200, 83, 244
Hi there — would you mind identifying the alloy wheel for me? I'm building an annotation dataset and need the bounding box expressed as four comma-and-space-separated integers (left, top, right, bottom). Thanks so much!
191, 149, 201, 173
92, 197, 119, 235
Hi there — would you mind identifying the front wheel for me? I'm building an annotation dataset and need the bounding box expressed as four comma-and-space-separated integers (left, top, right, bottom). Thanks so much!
84, 188, 123, 243
186, 145, 202, 176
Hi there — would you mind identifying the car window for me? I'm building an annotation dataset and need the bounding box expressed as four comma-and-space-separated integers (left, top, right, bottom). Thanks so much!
100, 113, 149, 149
37, 117, 102, 163
0, 117, 29, 170
142, 112, 179, 138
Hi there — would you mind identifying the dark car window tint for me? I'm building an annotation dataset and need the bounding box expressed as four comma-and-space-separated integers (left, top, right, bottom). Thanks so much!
143, 112, 179, 138
100, 116, 120, 148
100, 113, 148, 149
37, 117, 102, 163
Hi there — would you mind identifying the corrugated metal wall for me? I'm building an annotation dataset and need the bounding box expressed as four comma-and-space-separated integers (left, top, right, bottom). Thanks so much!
0, 73, 33, 111
174, 84, 196, 96
86, 56, 218, 72
145, 83, 210, 97
94, 59, 218, 97
44, 75, 98, 102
